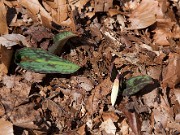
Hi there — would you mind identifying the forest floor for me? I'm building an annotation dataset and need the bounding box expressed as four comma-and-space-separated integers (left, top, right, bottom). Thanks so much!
0, 0, 180, 135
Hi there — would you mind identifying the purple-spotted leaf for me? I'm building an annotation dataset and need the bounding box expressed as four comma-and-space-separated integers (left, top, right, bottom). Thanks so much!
15, 48, 80, 74
48, 31, 77, 54
122, 75, 153, 96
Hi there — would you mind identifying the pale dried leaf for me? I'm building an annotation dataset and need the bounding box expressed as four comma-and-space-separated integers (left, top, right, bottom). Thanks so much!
0, 34, 29, 48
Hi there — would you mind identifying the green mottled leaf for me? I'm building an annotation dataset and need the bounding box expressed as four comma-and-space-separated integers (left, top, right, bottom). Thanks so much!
122, 75, 153, 96
15, 48, 80, 74
48, 31, 77, 54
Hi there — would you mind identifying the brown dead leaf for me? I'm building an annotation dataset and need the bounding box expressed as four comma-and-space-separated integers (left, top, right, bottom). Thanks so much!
94, 0, 113, 12
77, 124, 86, 135
9, 103, 43, 130
42, 99, 64, 118
0, 101, 5, 116
72, 76, 94, 92
69, 0, 90, 12
128, 0, 159, 29
153, 19, 175, 46
42, 0, 68, 24
1, 75, 31, 112
85, 78, 112, 115
18, 0, 52, 28
23, 71, 45, 83
120, 104, 142, 135
141, 120, 153, 134
174, 88, 180, 105
0, 46, 13, 80
162, 53, 180, 88
102, 112, 119, 122
0, 1, 8, 35
0, 118, 14, 135
119, 119, 129, 135
153, 95, 174, 129
142, 88, 159, 108
167, 121, 180, 132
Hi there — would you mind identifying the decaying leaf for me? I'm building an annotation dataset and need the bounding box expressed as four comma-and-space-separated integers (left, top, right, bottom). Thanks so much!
48, 31, 77, 54
15, 47, 80, 74
122, 75, 154, 96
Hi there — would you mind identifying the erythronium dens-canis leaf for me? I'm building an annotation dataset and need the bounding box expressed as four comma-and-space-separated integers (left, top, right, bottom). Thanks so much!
15, 47, 80, 74
122, 75, 154, 96
48, 31, 77, 54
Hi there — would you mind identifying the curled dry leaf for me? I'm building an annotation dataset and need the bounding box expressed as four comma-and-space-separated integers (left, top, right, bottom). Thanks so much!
128, 0, 158, 29
162, 53, 180, 88
0, 118, 14, 135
